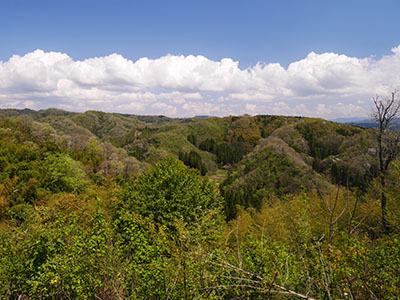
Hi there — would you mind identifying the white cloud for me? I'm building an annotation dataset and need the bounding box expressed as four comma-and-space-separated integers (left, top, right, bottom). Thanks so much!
272, 102, 293, 116
182, 102, 233, 116
116, 102, 146, 112
316, 104, 331, 117
244, 103, 258, 115
158, 91, 202, 105
1, 47, 400, 118
151, 102, 177, 116
23, 100, 38, 109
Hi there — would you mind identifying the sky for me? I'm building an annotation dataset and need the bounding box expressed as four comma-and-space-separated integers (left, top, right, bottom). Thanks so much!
1, 0, 400, 119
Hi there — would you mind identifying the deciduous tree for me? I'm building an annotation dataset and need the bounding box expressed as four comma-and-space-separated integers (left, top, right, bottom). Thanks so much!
372, 90, 400, 231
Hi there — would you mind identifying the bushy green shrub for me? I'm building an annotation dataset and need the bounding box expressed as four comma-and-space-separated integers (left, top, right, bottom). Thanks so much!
120, 157, 222, 227
43, 153, 88, 194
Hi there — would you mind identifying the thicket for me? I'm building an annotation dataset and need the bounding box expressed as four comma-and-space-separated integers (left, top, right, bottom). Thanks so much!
178, 150, 208, 175
221, 148, 306, 220
296, 121, 377, 190
0, 114, 399, 299
199, 138, 244, 165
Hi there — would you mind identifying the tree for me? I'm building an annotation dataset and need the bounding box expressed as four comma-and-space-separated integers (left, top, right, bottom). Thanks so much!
43, 153, 88, 194
120, 157, 221, 228
178, 150, 208, 175
372, 90, 400, 232
187, 133, 198, 147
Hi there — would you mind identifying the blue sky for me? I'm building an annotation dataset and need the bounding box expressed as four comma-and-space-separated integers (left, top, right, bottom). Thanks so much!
1, 0, 400, 118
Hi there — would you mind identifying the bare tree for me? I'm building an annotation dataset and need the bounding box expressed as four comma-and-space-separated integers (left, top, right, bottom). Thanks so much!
372, 90, 400, 232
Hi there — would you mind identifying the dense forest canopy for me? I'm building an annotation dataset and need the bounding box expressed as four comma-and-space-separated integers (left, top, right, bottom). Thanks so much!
0, 108, 399, 299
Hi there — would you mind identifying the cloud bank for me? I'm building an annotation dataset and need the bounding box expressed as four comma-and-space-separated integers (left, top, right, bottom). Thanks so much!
1, 46, 400, 118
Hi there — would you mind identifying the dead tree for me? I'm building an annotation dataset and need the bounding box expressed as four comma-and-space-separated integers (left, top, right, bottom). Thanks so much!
372, 90, 400, 232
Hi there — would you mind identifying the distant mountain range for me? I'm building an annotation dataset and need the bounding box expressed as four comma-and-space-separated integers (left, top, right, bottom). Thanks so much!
330, 117, 371, 123
331, 117, 400, 131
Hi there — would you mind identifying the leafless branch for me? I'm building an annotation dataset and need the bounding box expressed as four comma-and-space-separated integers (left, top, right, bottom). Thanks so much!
213, 259, 317, 300
372, 90, 400, 231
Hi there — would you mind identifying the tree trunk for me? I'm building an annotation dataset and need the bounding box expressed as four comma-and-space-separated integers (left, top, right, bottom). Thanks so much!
380, 175, 389, 233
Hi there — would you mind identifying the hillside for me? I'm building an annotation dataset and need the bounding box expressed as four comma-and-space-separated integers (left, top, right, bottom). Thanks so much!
1, 108, 399, 299
0, 109, 378, 212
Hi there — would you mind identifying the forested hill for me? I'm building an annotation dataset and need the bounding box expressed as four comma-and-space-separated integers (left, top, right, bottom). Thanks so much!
0, 108, 378, 209
1, 108, 399, 299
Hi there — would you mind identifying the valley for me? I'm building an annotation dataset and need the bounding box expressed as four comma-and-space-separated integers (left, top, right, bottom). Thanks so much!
0, 108, 398, 299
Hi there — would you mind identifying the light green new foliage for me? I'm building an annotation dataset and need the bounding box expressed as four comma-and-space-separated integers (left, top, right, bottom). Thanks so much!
43, 153, 88, 194
121, 156, 223, 228
114, 157, 225, 298
112, 211, 169, 298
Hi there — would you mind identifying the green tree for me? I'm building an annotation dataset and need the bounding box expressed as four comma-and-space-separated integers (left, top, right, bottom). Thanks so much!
179, 150, 208, 175
43, 153, 88, 194
187, 133, 198, 146
120, 157, 221, 228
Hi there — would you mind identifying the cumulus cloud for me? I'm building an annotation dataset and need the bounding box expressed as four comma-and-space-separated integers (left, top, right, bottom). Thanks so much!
1, 47, 400, 118
244, 104, 258, 115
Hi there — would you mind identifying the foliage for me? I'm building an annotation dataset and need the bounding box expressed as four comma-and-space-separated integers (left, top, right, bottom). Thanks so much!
178, 150, 208, 175
0, 110, 399, 299
187, 133, 198, 146
221, 147, 308, 220
199, 138, 244, 165
43, 153, 88, 194
119, 157, 222, 228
